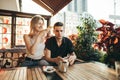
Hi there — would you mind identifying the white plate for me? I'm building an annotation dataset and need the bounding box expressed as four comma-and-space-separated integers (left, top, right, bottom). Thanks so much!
42, 66, 56, 73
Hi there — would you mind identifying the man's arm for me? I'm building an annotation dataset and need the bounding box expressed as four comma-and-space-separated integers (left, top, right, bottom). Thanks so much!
66, 38, 77, 65
44, 48, 63, 64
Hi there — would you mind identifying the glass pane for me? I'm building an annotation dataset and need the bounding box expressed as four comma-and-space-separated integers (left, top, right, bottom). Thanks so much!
0, 16, 11, 24
2, 34, 11, 49
0, 16, 11, 49
16, 17, 31, 45
2, 24, 11, 34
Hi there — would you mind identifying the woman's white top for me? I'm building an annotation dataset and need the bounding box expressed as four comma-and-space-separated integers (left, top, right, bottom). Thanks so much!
26, 38, 45, 60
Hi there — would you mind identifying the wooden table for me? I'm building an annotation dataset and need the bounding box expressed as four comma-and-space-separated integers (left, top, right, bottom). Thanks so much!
56, 62, 118, 80
0, 67, 47, 80
0, 62, 118, 80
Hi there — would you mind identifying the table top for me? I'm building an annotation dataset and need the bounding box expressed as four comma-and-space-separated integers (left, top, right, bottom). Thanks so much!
56, 62, 117, 80
0, 62, 118, 80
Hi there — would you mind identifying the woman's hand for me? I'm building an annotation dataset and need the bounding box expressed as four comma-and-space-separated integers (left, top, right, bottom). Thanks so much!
46, 27, 52, 32
37, 27, 52, 40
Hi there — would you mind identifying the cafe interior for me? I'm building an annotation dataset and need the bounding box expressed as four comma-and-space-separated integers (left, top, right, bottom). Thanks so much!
0, 0, 120, 80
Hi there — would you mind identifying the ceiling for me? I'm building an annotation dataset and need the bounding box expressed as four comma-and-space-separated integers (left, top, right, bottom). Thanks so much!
32, 0, 72, 15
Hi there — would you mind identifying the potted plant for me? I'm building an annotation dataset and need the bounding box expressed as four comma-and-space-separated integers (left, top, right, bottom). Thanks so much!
94, 19, 120, 67
74, 12, 101, 61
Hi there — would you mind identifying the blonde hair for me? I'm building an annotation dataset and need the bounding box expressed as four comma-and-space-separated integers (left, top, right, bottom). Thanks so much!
29, 15, 45, 37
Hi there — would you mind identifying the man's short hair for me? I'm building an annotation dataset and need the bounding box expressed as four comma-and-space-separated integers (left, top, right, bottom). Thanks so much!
54, 22, 63, 28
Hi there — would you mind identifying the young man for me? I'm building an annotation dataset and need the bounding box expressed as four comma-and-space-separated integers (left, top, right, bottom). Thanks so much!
44, 22, 76, 66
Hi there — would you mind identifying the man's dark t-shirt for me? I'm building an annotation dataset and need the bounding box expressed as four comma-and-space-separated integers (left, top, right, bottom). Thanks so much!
45, 36, 74, 58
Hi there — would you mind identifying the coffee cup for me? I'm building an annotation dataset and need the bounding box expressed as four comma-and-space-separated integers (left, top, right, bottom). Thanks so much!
58, 60, 68, 72
63, 58, 69, 66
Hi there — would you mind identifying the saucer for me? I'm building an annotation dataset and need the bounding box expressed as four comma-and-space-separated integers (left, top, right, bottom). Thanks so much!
42, 66, 56, 73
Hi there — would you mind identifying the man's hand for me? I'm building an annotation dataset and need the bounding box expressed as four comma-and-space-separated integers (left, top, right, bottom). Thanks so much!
54, 56, 64, 64
68, 53, 76, 65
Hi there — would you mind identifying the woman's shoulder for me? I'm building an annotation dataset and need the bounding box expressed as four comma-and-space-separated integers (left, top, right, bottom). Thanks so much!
24, 34, 28, 36
23, 34, 28, 37
23, 34, 31, 39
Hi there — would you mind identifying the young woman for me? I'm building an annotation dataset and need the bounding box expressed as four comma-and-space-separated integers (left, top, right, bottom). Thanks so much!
21, 15, 50, 67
